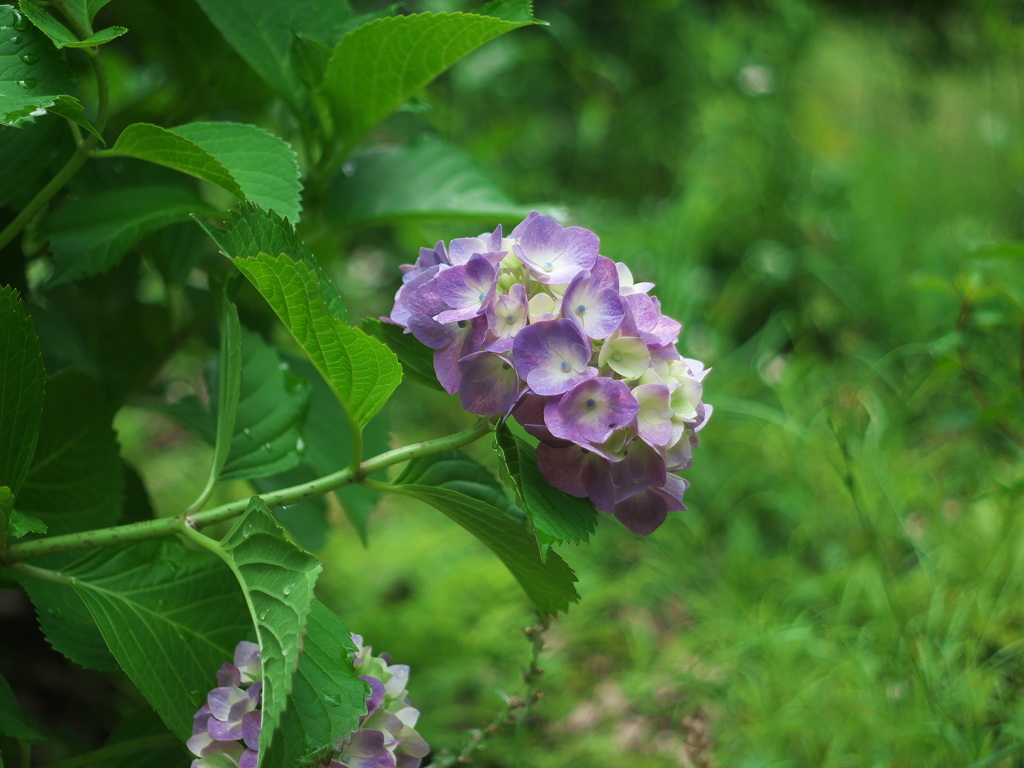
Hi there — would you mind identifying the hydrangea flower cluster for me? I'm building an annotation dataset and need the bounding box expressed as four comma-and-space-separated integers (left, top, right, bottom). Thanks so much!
187, 638, 428, 768
389, 211, 711, 535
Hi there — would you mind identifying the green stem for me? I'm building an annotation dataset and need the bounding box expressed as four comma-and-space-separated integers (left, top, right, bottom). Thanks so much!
18, 738, 31, 768
5, 418, 494, 563
5, 561, 75, 586
41, 735, 182, 768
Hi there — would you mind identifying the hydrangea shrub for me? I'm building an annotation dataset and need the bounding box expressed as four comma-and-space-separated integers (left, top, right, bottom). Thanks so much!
390, 212, 711, 535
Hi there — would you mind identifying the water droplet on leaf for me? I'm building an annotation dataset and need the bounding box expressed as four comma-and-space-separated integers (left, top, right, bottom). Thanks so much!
342, 162, 356, 177
259, 610, 268, 620
322, 692, 341, 706
283, 583, 294, 596
261, 443, 272, 452
12, 11, 29, 30
242, 428, 252, 436
10, 34, 23, 44
17, 78, 36, 90
19, 53, 38, 65
295, 437, 305, 453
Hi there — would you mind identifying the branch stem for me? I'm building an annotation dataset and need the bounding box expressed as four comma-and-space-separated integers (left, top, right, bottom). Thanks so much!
5, 418, 494, 563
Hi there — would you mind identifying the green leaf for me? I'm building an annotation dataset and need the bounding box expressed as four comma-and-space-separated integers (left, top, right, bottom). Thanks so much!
64, 540, 253, 739
392, 450, 578, 615
172, 121, 303, 223
262, 601, 368, 768
15, 368, 123, 536
493, 422, 597, 556
6, 509, 46, 538
196, 203, 347, 322
229, 252, 401, 430
0, 671, 43, 740
192, 0, 377, 112
19, 1, 126, 49
328, 139, 534, 228
97, 709, 183, 768
163, 330, 312, 483
216, 498, 321, 759
0, 286, 44, 498
52, 0, 110, 29
0, 6, 100, 139
46, 184, 218, 285
17, 554, 119, 672
187, 281, 242, 511
361, 317, 443, 392
108, 123, 245, 199
322, 2, 543, 151
0, 118, 65, 208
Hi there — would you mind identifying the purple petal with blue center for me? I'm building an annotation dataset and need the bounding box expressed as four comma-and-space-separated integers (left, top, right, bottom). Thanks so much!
484, 283, 528, 352
361, 675, 386, 717
562, 259, 624, 340
512, 214, 599, 284
544, 377, 638, 445
537, 442, 616, 513
432, 316, 487, 393
458, 352, 521, 415
434, 254, 498, 324
512, 319, 597, 396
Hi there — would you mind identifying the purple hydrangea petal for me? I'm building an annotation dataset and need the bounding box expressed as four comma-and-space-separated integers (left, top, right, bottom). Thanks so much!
434, 254, 499, 324
544, 377, 638, 445
611, 478, 686, 535
390, 264, 442, 327
610, 438, 667, 501
239, 749, 259, 768
509, 210, 542, 239
431, 316, 487, 394
622, 293, 681, 348
207, 686, 253, 723
193, 704, 212, 735
484, 283, 528, 352
448, 226, 506, 265
233, 642, 261, 683
396, 757, 423, 768
216, 664, 241, 689
510, 394, 569, 445
361, 675, 386, 717
512, 319, 597, 396
537, 442, 617, 513
512, 214, 599, 284
208, 715, 245, 741
242, 710, 261, 750
406, 281, 455, 350
344, 729, 397, 768
457, 352, 522, 415
562, 263, 624, 340
247, 681, 262, 707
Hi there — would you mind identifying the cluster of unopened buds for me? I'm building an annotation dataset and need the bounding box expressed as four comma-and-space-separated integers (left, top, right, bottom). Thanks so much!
188, 638, 428, 768
389, 211, 711, 535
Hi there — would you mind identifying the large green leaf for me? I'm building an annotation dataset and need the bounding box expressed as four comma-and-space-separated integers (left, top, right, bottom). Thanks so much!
0, 671, 43, 740
328, 139, 534, 228
15, 368, 123, 536
211, 498, 320, 762
46, 184, 217, 285
63, 540, 253, 740
188, 282, 242, 511
392, 450, 578, 615
0, 286, 44, 498
173, 122, 303, 223
108, 123, 245, 199
17, 553, 119, 672
192, 0, 379, 113
0, 116, 64, 208
230, 252, 401, 430
361, 318, 443, 392
263, 601, 368, 768
322, 1, 543, 151
0, 5, 99, 138
493, 422, 597, 556
197, 203, 347, 322
168, 329, 311, 483
19, 1, 126, 49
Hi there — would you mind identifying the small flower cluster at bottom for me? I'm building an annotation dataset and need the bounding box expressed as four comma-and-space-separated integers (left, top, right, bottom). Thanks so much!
188, 639, 428, 768
389, 211, 712, 535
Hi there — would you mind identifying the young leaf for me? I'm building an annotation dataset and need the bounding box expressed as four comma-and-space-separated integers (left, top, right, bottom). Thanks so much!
361, 318, 443, 392
16, 554, 119, 672
262, 601, 368, 768
172, 122, 303, 223
19, 1, 126, 49
196, 202, 347, 322
0, 286, 44, 498
46, 184, 218, 285
493, 422, 597, 554
0, 671, 43, 740
392, 450, 579, 615
322, 2, 544, 152
186, 281, 242, 512
6, 509, 46, 539
328, 139, 534, 228
209, 498, 321, 759
108, 124, 245, 199
62, 540, 253, 739
0, 5, 100, 139
15, 368, 123, 536
230, 252, 401, 429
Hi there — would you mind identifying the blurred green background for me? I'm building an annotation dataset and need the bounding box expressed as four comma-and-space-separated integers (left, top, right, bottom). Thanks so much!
108, 0, 1024, 765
